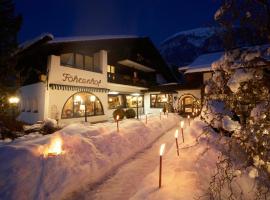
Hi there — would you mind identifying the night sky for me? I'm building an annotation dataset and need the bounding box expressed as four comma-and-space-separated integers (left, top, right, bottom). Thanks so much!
14, 0, 221, 46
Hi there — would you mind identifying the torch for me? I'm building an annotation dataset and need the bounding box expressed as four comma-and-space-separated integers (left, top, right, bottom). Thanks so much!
187, 115, 190, 126
159, 143, 165, 188
145, 113, 148, 124
180, 121, 185, 143
116, 115, 120, 132
175, 130, 179, 156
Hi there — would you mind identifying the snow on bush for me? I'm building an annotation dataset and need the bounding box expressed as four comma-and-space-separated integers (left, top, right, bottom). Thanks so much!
227, 69, 254, 93
43, 118, 57, 129
0, 115, 179, 200
250, 101, 268, 121
222, 115, 240, 132
201, 100, 233, 129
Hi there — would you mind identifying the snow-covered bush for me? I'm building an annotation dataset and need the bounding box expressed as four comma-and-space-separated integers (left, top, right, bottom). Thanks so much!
202, 45, 270, 197
125, 108, 136, 118
113, 108, 125, 120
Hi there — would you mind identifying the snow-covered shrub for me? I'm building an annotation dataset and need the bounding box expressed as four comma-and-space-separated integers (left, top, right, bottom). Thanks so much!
125, 108, 136, 119
202, 44, 270, 197
113, 108, 125, 120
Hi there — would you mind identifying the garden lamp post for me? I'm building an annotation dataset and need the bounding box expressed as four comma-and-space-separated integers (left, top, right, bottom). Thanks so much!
132, 93, 140, 119
8, 96, 20, 120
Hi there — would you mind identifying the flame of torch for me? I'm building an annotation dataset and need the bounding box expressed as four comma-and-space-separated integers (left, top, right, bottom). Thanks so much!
175, 129, 179, 138
180, 121, 184, 128
43, 135, 63, 158
160, 143, 166, 156
116, 115, 119, 121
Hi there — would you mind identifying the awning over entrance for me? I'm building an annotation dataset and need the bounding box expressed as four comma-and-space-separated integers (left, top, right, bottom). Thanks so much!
49, 84, 110, 93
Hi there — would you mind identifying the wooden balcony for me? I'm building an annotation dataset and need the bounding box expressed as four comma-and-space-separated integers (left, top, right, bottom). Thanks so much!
107, 73, 155, 88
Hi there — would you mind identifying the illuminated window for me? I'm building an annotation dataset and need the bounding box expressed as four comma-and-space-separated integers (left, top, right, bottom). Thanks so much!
61, 92, 104, 119
150, 94, 173, 108
126, 95, 143, 108
107, 65, 116, 80
108, 95, 123, 109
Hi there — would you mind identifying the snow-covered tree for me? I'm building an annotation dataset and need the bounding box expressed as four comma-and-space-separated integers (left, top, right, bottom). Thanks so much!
201, 0, 270, 198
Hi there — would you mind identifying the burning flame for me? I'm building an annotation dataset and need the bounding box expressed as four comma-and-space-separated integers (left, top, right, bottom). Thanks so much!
187, 115, 190, 119
43, 135, 63, 158
116, 115, 120, 121
175, 129, 179, 138
180, 121, 184, 128
160, 143, 166, 156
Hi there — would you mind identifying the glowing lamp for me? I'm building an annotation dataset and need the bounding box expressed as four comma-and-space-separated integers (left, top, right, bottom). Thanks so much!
159, 143, 166, 188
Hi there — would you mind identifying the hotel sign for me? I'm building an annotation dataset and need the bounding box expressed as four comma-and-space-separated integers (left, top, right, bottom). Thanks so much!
62, 73, 101, 87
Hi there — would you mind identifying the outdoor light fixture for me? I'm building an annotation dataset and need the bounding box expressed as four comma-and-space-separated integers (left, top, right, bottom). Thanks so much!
8, 96, 20, 120
116, 115, 120, 132
108, 91, 119, 95
8, 96, 20, 104
175, 130, 179, 156
180, 121, 185, 143
132, 93, 140, 119
159, 143, 166, 188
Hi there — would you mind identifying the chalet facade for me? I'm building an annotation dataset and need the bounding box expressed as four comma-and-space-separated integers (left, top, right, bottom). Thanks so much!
14, 34, 176, 124
174, 52, 224, 116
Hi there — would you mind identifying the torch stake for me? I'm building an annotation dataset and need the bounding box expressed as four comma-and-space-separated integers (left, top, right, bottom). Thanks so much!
117, 120, 119, 132
181, 128, 184, 143
146, 114, 148, 124
159, 155, 162, 188
175, 138, 179, 156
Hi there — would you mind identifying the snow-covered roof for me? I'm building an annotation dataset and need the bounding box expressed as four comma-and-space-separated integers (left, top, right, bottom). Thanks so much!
49, 35, 140, 44
179, 51, 224, 74
14, 33, 54, 55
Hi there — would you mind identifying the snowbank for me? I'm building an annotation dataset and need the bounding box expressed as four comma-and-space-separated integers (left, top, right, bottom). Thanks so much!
131, 119, 256, 200
0, 114, 179, 200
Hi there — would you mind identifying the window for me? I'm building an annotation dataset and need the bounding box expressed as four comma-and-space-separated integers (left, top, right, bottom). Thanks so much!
85, 55, 93, 71
107, 65, 115, 80
126, 95, 143, 108
108, 95, 123, 109
75, 54, 84, 69
150, 94, 173, 108
108, 94, 144, 109
61, 92, 104, 119
61, 53, 74, 66
60, 53, 99, 73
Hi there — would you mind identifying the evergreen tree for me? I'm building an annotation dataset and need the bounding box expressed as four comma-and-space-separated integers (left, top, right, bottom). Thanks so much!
0, 0, 22, 112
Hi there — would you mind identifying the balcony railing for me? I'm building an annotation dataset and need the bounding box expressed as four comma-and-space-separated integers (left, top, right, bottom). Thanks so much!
107, 73, 155, 88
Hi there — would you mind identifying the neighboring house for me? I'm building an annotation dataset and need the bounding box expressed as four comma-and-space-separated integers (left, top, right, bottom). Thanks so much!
176, 51, 224, 115
14, 33, 176, 124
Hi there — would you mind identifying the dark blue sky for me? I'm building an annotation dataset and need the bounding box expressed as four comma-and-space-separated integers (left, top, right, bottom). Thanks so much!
14, 0, 221, 46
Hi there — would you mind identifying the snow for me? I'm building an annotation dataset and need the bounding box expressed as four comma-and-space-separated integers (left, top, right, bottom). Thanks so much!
131, 119, 256, 200
163, 27, 217, 44
49, 35, 139, 44
0, 114, 179, 200
227, 69, 254, 93
179, 51, 224, 74
15, 33, 54, 55
222, 115, 241, 132
201, 100, 233, 129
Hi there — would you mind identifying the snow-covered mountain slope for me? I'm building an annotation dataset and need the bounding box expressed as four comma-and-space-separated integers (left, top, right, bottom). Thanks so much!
160, 27, 266, 67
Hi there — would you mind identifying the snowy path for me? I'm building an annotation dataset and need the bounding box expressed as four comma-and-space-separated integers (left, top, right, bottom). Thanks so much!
66, 126, 179, 200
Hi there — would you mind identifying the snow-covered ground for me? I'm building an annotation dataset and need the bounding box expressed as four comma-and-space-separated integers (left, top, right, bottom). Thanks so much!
0, 114, 179, 200
131, 119, 256, 200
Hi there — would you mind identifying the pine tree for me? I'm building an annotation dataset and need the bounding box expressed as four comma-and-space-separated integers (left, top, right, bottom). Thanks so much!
0, 0, 22, 112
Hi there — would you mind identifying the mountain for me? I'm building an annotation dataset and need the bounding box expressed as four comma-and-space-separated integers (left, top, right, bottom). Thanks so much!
159, 27, 266, 67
